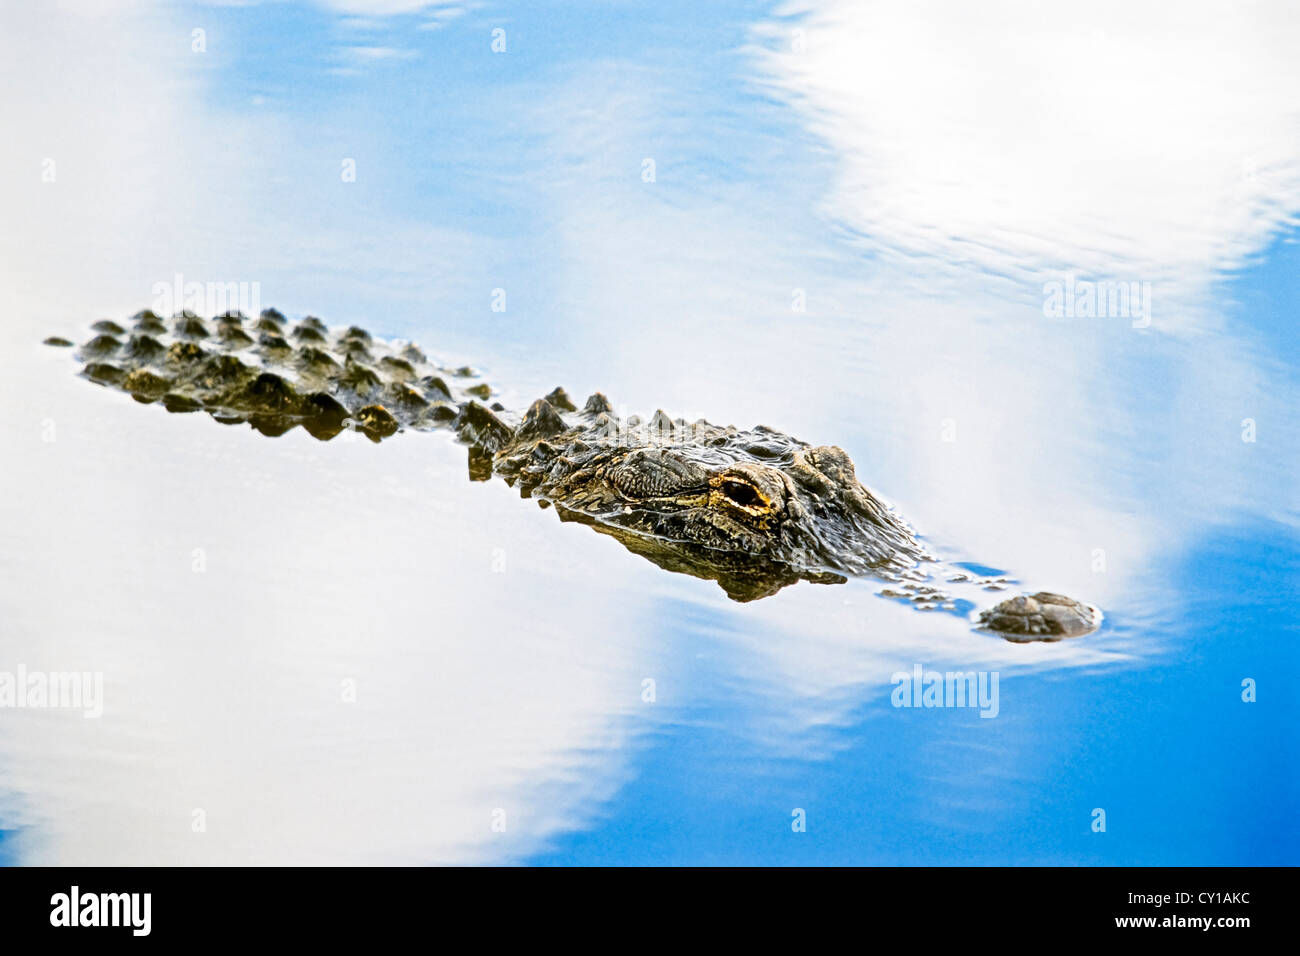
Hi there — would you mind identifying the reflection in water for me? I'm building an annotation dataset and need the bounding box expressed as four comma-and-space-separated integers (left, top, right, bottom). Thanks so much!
561, 510, 843, 602
754, 0, 1300, 306
0, 0, 1296, 865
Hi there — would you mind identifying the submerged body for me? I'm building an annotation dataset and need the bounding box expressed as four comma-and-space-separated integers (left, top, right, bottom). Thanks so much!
51, 308, 1100, 637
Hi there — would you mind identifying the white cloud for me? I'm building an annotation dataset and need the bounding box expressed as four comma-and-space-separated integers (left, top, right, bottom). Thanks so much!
754, 0, 1300, 295
318, 0, 467, 15
342, 43, 417, 61
0, 0, 643, 866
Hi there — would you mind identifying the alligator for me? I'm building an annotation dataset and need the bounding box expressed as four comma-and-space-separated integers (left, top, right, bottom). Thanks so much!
46, 309, 1102, 641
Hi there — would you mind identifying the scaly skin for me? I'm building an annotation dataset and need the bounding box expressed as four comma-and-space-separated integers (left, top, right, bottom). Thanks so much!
48, 308, 1102, 637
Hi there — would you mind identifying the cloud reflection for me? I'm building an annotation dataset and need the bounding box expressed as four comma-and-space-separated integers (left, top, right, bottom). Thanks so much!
754, 1, 1300, 304
1, 0, 1295, 865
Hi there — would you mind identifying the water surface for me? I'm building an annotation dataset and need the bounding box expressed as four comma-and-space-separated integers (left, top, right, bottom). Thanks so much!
0, 0, 1296, 864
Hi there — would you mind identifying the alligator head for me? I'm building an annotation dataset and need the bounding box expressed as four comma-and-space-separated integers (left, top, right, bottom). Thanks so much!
491, 396, 930, 600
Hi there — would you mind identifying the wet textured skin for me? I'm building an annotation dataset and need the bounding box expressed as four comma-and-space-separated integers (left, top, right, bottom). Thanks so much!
975, 592, 1102, 641
50, 309, 1102, 637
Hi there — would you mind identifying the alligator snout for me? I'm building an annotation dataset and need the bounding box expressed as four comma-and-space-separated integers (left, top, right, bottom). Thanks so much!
978, 592, 1102, 641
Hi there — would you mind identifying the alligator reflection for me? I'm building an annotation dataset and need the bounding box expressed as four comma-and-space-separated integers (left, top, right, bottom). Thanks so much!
549, 504, 846, 602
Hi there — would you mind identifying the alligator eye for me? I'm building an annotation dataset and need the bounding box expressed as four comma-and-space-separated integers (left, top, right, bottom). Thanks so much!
719, 480, 761, 507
